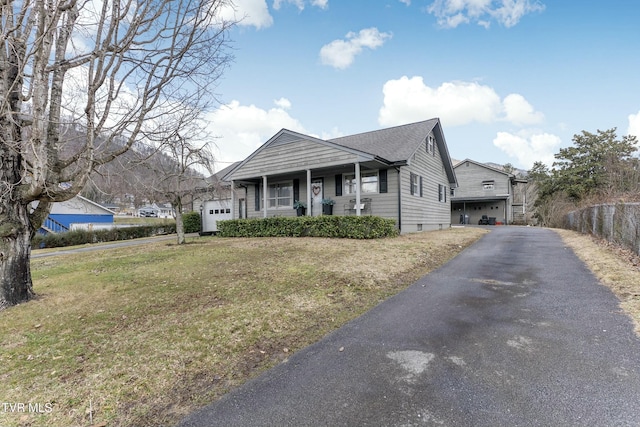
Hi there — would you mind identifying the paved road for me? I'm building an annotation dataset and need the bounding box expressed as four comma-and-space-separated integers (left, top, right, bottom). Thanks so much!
178, 226, 640, 427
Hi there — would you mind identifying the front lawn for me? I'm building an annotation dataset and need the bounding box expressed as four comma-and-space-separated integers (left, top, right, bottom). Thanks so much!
0, 228, 486, 427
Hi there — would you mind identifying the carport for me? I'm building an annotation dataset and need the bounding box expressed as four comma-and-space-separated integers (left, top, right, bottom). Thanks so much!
451, 195, 509, 225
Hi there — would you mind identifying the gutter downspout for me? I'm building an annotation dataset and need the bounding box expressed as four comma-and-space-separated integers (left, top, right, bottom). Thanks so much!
396, 167, 402, 233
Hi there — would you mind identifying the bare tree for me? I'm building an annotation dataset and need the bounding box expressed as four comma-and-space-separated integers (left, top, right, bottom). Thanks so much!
0, 0, 234, 308
136, 115, 215, 244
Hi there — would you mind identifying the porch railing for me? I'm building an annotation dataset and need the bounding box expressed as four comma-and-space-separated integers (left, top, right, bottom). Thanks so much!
42, 216, 69, 233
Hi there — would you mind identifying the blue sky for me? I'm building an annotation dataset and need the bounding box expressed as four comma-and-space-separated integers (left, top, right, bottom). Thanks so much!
207, 0, 640, 171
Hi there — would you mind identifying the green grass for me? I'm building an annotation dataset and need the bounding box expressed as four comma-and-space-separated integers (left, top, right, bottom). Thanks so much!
0, 228, 487, 427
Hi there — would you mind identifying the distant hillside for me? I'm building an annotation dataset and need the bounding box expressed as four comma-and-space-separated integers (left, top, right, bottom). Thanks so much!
64, 130, 209, 210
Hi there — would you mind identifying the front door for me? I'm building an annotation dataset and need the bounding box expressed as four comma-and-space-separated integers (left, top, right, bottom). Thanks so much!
311, 179, 323, 216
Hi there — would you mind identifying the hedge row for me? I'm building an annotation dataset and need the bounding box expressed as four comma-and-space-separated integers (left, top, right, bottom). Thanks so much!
32, 223, 177, 249
217, 216, 398, 239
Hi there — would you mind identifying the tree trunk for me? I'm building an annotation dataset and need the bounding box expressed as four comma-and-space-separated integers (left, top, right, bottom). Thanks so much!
174, 196, 185, 245
0, 202, 36, 309
1, 138, 37, 309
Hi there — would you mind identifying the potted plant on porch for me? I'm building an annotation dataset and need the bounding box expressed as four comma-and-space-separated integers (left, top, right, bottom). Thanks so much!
321, 198, 335, 215
293, 200, 307, 216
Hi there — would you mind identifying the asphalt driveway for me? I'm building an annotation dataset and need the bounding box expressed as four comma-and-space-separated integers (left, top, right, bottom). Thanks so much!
178, 226, 640, 427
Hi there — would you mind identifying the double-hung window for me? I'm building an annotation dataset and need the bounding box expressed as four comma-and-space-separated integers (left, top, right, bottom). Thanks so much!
344, 170, 379, 194
426, 135, 435, 155
438, 184, 447, 202
410, 173, 420, 196
268, 182, 293, 208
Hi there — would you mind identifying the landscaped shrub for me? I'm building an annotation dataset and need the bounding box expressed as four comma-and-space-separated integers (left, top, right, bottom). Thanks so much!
182, 211, 201, 233
217, 216, 398, 239
32, 223, 177, 249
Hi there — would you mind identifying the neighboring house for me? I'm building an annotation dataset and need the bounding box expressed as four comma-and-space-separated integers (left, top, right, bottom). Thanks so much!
137, 203, 174, 218
451, 159, 527, 225
223, 118, 458, 233
41, 195, 115, 233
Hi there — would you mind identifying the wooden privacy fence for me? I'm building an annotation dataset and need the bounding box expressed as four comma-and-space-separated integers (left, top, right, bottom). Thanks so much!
565, 203, 640, 255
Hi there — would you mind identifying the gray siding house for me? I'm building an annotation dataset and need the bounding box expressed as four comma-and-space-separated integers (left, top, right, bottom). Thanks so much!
451, 159, 527, 225
223, 119, 458, 233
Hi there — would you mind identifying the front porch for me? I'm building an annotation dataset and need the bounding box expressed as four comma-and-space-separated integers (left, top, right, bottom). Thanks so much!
231, 163, 394, 220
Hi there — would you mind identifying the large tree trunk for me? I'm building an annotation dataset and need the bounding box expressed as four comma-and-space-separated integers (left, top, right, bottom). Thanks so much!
0, 201, 35, 309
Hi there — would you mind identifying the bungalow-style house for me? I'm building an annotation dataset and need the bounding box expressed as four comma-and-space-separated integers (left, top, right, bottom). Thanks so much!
451, 159, 527, 225
40, 195, 115, 233
223, 118, 458, 233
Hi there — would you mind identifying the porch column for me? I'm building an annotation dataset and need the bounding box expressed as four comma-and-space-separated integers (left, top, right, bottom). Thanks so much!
355, 162, 361, 216
463, 202, 467, 224
230, 180, 235, 220
262, 175, 268, 218
306, 169, 312, 217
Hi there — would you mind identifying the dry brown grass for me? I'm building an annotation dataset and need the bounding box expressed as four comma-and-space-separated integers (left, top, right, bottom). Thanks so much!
0, 227, 487, 427
554, 228, 640, 334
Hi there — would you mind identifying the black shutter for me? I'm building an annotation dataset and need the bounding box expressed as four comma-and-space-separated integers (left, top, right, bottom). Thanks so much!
335, 174, 342, 196
293, 179, 300, 203
254, 183, 260, 211
379, 169, 388, 193
419, 176, 423, 197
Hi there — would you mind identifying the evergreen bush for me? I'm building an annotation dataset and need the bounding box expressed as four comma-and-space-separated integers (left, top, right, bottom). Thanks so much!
217, 216, 398, 239
182, 211, 201, 233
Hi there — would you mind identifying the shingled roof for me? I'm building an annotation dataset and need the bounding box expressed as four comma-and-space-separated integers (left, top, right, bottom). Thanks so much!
222, 118, 457, 185
328, 118, 440, 163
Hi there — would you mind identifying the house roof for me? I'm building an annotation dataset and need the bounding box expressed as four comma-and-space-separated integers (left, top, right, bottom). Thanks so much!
329, 118, 457, 185
45, 195, 116, 215
223, 118, 457, 185
329, 118, 439, 163
213, 161, 242, 181
454, 158, 514, 177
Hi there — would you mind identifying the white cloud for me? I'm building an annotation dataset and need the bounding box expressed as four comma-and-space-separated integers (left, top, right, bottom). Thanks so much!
219, 0, 273, 29
427, 0, 545, 28
320, 27, 392, 69
399, 0, 411, 5
379, 77, 501, 126
378, 76, 543, 128
503, 93, 544, 125
493, 131, 561, 169
311, 0, 329, 9
273, 0, 328, 11
628, 110, 640, 140
273, 97, 292, 109
205, 99, 307, 166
